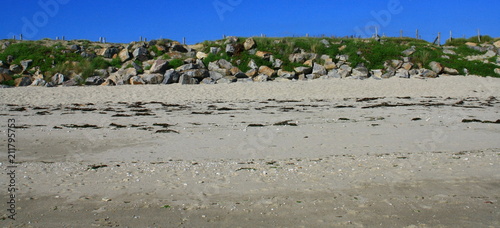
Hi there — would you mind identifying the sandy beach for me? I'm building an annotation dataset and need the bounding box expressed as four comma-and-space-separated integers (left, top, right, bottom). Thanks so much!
1, 76, 499, 227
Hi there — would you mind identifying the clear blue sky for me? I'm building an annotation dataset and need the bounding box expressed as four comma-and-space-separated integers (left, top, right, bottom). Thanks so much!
2, 0, 499, 44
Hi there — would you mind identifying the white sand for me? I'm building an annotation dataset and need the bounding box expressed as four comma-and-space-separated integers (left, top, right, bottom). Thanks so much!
1, 77, 499, 227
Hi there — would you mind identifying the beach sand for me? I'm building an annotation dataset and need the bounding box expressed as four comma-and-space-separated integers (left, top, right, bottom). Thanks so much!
1, 76, 499, 227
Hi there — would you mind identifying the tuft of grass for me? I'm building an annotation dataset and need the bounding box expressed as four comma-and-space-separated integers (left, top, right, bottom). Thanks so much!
168, 58, 185, 69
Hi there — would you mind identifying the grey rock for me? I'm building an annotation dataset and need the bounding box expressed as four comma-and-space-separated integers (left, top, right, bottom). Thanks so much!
429, 61, 443, 73
119, 49, 132, 62
395, 69, 410, 78
132, 62, 143, 72
253, 74, 268, 82
351, 65, 369, 79
20, 60, 33, 72
85, 76, 105, 85
9, 64, 22, 74
422, 69, 438, 78
179, 74, 198, 85
294, 66, 312, 74
30, 78, 46, 86
51, 73, 67, 85
62, 79, 78, 87
217, 76, 237, 84
237, 78, 254, 83
327, 69, 342, 78
176, 63, 199, 72
443, 49, 456, 55
69, 44, 81, 51
338, 65, 352, 78
129, 76, 145, 85
150, 59, 169, 74
244, 37, 256, 50
336, 55, 349, 61
320, 39, 330, 47
141, 74, 164, 84
402, 46, 416, 56
210, 47, 220, 55
225, 44, 235, 55
312, 63, 327, 76
102, 47, 119, 58
370, 69, 383, 79
273, 59, 283, 69
443, 67, 459, 75
162, 69, 181, 84
217, 59, 233, 70
200, 78, 216, 84
247, 59, 258, 69
225, 36, 239, 44
184, 69, 209, 79
133, 47, 149, 61
209, 71, 224, 81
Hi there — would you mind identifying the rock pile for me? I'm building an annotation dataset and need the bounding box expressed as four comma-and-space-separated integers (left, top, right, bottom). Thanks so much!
1, 36, 499, 87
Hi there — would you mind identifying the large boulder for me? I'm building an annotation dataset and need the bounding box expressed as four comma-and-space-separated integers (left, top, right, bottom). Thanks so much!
324, 61, 337, 70
20, 60, 33, 72
129, 76, 145, 85
217, 59, 233, 70
133, 47, 149, 61
429, 61, 443, 73
312, 63, 327, 76
171, 44, 188, 53
119, 49, 132, 62
395, 69, 410, 78
100, 47, 119, 58
294, 66, 312, 74
150, 59, 169, 74
9, 64, 23, 74
258, 66, 275, 77
162, 69, 181, 84
351, 65, 369, 79
402, 46, 416, 56
183, 69, 209, 80
443, 67, 459, 75
15, 77, 32, 87
422, 69, 438, 78
338, 65, 352, 78
30, 78, 46, 86
253, 74, 268, 82
196, 52, 208, 59
0, 73, 12, 83
244, 37, 256, 50
209, 71, 224, 81
277, 69, 296, 79
51, 73, 67, 85
85, 76, 105, 85
179, 74, 198, 85
141, 74, 164, 84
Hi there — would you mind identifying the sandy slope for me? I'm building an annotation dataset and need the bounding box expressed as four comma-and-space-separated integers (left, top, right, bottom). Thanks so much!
1, 76, 499, 227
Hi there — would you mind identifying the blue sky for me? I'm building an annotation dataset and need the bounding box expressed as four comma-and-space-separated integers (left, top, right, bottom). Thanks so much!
2, 0, 499, 44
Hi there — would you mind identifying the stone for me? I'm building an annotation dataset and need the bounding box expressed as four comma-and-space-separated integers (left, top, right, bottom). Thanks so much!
14, 77, 32, 87
230, 67, 242, 76
85, 76, 105, 85
183, 69, 209, 79
443, 67, 459, 75
289, 53, 306, 63
402, 46, 416, 56
179, 74, 197, 85
495, 68, 500, 75
210, 47, 220, 55
141, 74, 163, 84
258, 66, 275, 77
253, 74, 268, 82
245, 69, 258, 77
371, 69, 383, 79
217, 76, 237, 84
225, 36, 239, 44
129, 76, 145, 85
327, 69, 342, 78
234, 72, 249, 78
133, 47, 149, 61
30, 78, 46, 86
273, 59, 283, 69
324, 61, 337, 70
20, 60, 33, 72
312, 63, 327, 76
395, 69, 410, 78
277, 69, 296, 79
217, 59, 233, 70
119, 49, 132, 62
101, 78, 116, 86
247, 59, 258, 69
244, 37, 256, 50
69, 44, 81, 51
209, 71, 224, 81
443, 49, 456, 55
304, 60, 314, 67
351, 65, 369, 79
150, 59, 169, 74
389, 60, 403, 69
402, 62, 413, 70
381, 69, 395, 78
429, 61, 443, 73
9, 64, 23, 74
162, 69, 181, 84
225, 44, 235, 55
200, 78, 216, 84
320, 39, 330, 47
256, 51, 271, 59
493, 41, 500, 48
100, 47, 119, 58
338, 65, 352, 78
176, 63, 198, 72
62, 79, 78, 87
336, 55, 349, 61
171, 44, 188, 53
422, 69, 438, 78
294, 66, 312, 74
0, 73, 12, 83
52, 73, 67, 85
196, 52, 208, 59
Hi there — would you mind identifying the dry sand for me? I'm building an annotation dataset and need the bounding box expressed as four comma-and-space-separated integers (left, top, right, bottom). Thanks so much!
1, 76, 499, 227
